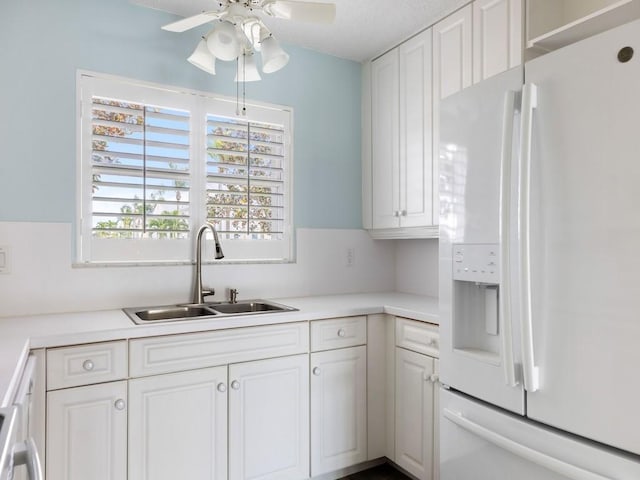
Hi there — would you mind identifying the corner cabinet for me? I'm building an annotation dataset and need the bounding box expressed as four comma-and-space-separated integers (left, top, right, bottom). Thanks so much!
370, 28, 438, 238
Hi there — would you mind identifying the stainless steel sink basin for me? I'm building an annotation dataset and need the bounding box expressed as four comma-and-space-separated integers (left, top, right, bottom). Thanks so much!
210, 301, 293, 315
124, 299, 296, 325
133, 305, 217, 322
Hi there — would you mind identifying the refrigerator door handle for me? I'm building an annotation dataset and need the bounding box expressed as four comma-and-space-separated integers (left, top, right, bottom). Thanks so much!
518, 82, 539, 392
499, 89, 518, 388
443, 409, 609, 480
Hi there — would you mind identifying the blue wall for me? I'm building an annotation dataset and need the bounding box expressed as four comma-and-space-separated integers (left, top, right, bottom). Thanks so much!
0, 0, 362, 229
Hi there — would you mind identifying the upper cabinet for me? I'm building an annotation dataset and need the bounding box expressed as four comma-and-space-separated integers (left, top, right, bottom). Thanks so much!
527, 0, 640, 52
371, 29, 435, 235
433, 5, 473, 102
473, 0, 523, 82
364, 1, 523, 239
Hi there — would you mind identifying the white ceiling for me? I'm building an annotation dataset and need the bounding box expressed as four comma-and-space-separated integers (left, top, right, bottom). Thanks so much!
131, 0, 469, 62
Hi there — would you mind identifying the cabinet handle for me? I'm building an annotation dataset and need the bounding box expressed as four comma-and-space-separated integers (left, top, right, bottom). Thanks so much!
231, 380, 240, 390
82, 359, 94, 371
401, 210, 407, 216
394, 211, 400, 217
114, 399, 126, 410
312, 367, 321, 376
337, 328, 346, 337
430, 374, 440, 384
217, 382, 227, 393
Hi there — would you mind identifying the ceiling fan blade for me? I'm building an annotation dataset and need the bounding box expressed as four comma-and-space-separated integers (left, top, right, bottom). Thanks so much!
161, 11, 223, 33
263, 1, 336, 24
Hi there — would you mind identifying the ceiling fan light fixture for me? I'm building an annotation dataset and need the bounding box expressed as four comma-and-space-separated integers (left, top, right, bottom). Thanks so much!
206, 21, 241, 61
235, 52, 262, 83
187, 38, 216, 75
260, 36, 290, 74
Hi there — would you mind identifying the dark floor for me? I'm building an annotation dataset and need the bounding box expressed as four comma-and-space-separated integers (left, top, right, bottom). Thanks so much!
340, 464, 411, 480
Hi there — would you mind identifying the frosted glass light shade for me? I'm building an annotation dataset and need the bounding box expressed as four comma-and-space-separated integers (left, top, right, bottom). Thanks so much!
207, 21, 241, 61
260, 36, 289, 74
235, 53, 262, 82
187, 39, 216, 75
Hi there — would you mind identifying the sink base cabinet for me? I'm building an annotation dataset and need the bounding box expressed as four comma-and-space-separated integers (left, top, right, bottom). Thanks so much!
229, 354, 309, 480
128, 366, 228, 480
46, 381, 128, 480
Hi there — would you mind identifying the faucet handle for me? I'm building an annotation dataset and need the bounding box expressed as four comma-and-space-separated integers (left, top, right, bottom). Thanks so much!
229, 288, 238, 304
202, 288, 215, 299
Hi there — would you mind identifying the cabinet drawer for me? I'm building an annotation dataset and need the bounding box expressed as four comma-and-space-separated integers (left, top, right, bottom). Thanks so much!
396, 317, 439, 357
310, 316, 367, 352
130, 322, 309, 377
47, 341, 128, 390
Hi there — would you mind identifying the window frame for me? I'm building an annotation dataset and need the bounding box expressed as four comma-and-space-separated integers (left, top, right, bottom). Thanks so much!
76, 71, 294, 266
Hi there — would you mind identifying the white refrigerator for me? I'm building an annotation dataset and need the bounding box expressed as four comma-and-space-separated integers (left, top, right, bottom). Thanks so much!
439, 18, 640, 479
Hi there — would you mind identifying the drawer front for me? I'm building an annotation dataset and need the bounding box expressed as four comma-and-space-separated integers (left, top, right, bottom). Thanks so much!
130, 322, 309, 377
47, 341, 128, 390
310, 316, 367, 352
396, 317, 439, 357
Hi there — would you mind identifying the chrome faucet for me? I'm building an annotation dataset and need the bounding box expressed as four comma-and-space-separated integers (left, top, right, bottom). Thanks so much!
192, 223, 224, 305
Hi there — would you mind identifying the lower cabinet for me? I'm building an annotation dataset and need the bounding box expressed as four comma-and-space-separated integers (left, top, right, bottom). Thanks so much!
46, 381, 128, 480
42, 315, 438, 480
228, 354, 310, 480
310, 345, 367, 476
128, 366, 228, 480
394, 317, 440, 480
395, 348, 435, 480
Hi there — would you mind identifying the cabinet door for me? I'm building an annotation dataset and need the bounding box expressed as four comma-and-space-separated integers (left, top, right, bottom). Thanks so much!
310, 346, 367, 476
229, 354, 309, 480
473, 0, 523, 83
433, 359, 440, 480
395, 348, 435, 480
46, 381, 127, 480
128, 366, 228, 480
371, 48, 400, 229
399, 28, 434, 228
433, 5, 472, 225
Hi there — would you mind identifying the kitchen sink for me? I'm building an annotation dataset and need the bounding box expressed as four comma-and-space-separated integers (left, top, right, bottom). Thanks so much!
124, 299, 297, 325
133, 305, 217, 322
209, 301, 291, 315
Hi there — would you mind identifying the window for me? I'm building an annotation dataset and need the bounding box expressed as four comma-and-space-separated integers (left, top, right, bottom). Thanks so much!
77, 73, 292, 264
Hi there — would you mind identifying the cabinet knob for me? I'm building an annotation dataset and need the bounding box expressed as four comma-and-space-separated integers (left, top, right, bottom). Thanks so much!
82, 359, 94, 371
430, 374, 440, 384
231, 380, 240, 390
217, 383, 227, 393
312, 367, 321, 376
401, 210, 407, 216
114, 399, 126, 411
394, 211, 400, 217
337, 328, 346, 338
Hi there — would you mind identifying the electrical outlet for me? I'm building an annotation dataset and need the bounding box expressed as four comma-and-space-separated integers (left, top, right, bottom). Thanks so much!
346, 247, 355, 267
0, 245, 11, 274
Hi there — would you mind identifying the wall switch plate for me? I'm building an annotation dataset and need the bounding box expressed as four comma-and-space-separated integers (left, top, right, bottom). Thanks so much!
0, 245, 11, 274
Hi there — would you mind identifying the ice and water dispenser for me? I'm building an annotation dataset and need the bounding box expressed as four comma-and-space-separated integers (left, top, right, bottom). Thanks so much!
452, 244, 502, 363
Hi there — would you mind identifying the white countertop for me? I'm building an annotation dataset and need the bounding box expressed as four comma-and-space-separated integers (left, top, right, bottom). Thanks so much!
0, 292, 438, 407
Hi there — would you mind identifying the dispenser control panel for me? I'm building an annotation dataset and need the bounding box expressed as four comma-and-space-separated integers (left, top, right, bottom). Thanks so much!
453, 244, 500, 283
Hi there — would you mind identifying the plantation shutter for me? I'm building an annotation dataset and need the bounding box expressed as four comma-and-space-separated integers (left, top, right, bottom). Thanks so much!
205, 114, 285, 240
90, 97, 191, 239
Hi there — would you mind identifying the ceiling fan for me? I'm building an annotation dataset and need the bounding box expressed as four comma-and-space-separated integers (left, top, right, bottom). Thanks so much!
162, 0, 336, 33
161, 0, 336, 82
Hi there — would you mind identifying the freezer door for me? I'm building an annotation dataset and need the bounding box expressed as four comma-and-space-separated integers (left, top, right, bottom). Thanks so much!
439, 66, 525, 414
440, 389, 640, 480
522, 19, 640, 454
